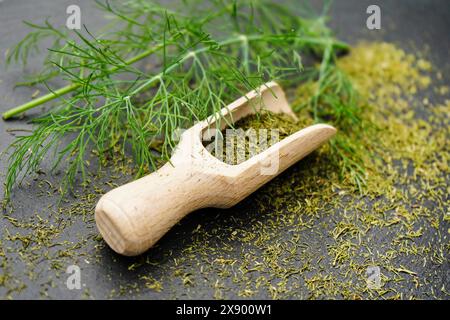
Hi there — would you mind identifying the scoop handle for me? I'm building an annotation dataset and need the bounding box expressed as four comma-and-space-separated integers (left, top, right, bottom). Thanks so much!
95, 162, 210, 256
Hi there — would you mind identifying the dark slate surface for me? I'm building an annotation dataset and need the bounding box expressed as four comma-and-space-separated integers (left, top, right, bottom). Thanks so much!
0, 0, 449, 299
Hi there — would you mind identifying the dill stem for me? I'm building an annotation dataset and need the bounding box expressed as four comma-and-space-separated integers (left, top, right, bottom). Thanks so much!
2, 83, 80, 120
2, 44, 164, 120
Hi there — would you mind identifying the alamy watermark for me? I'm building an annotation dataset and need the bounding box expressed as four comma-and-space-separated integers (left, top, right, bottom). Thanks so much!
173, 126, 282, 175
366, 265, 381, 289
366, 5, 381, 30
66, 5, 81, 30
66, 264, 82, 290
203, 128, 280, 175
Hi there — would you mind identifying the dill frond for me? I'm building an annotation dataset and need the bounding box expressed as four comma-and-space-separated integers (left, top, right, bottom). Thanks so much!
3, 0, 355, 199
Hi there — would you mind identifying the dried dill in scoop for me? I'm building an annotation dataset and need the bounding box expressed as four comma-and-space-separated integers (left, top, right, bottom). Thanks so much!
205, 111, 313, 165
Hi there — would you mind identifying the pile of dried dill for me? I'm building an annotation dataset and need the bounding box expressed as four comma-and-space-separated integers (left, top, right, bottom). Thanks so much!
0, 42, 449, 299
205, 111, 310, 165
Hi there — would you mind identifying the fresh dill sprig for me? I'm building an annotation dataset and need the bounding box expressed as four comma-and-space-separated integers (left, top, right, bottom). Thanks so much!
293, 46, 366, 190
3, 0, 356, 199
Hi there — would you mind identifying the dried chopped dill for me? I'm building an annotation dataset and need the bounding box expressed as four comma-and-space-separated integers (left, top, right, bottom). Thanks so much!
205, 111, 310, 165
0, 42, 449, 300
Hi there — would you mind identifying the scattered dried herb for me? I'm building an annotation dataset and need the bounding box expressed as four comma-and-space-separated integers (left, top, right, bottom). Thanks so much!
1, 42, 448, 300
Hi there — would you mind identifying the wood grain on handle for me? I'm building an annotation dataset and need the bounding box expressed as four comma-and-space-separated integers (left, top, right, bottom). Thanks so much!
96, 161, 216, 256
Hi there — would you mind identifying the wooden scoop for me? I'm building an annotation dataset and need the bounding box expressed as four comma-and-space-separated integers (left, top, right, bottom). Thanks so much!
95, 82, 336, 256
